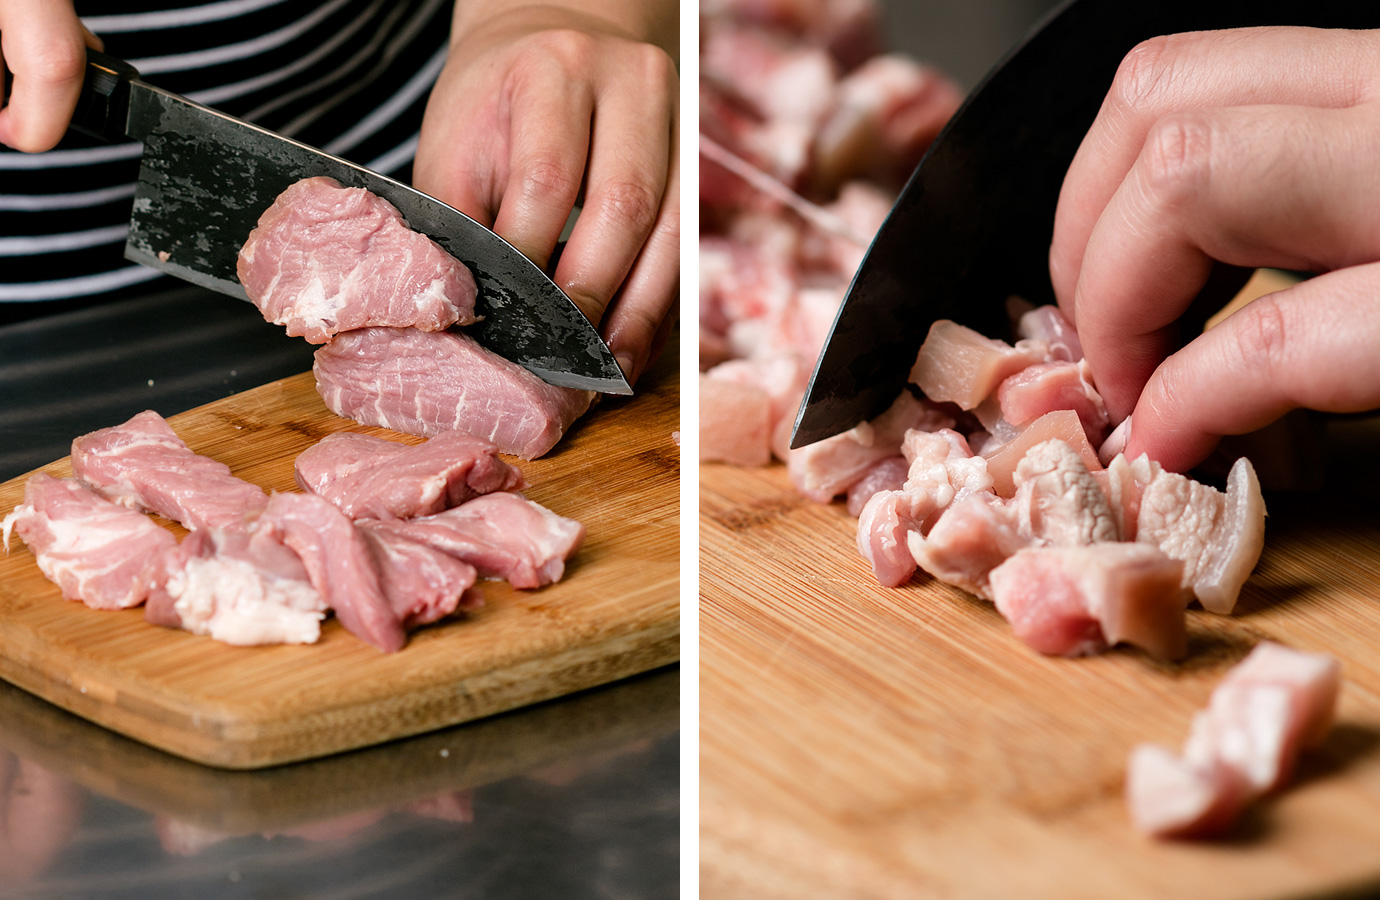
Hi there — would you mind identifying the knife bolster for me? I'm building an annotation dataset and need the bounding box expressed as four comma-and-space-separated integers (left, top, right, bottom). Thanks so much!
71, 49, 141, 144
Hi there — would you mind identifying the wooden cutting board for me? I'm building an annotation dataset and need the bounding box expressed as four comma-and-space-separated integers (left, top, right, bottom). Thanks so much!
0, 338, 679, 770
702, 412, 1380, 899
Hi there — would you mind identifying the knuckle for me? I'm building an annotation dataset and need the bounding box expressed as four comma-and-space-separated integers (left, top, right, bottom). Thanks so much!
1233, 294, 1291, 375
515, 154, 581, 204
532, 28, 597, 67
1109, 36, 1176, 113
594, 178, 662, 234
1139, 113, 1213, 201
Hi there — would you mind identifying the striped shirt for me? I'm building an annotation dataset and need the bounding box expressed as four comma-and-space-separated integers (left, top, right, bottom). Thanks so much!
0, 0, 452, 314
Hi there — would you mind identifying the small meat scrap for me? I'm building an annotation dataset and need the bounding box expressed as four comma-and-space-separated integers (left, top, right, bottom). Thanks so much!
360, 492, 585, 590
360, 527, 480, 630
989, 544, 1189, 661
2, 473, 175, 610
1127, 642, 1341, 838
236, 177, 478, 344
313, 327, 594, 459
909, 319, 1048, 411
856, 489, 918, 587
257, 492, 404, 653
146, 528, 326, 646
71, 410, 268, 532
295, 430, 525, 520
1135, 457, 1266, 615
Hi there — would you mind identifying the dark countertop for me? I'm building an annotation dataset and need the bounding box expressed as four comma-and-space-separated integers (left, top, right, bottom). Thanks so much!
0, 283, 678, 899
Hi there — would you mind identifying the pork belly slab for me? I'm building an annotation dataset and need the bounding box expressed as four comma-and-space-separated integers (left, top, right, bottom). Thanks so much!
313, 327, 595, 459
1127, 642, 1341, 838
146, 528, 326, 646
236, 177, 478, 344
294, 431, 526, 519
71, 410, 268, 532
3, 473, 175, 610
360, 492, 585, 590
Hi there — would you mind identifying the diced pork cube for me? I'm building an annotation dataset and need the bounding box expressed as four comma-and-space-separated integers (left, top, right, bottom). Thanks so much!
236, 177, 478, 344
910, 320, 1048, 411
856, 489, 917, 587
1015, 304, 1083, 362
1125, 745, 1251, 839
983, 409, 1103, 498
996, 359, 1110, 447
699, 376, 773, 467
845, 455, 908, 517
2, 473, 176, 610
1011, 439, 1118, 546
907, 492, 1028, 600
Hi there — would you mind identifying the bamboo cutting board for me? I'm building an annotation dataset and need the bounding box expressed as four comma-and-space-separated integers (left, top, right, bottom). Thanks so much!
701, 413, 1380, 900
0, 339, 679, 770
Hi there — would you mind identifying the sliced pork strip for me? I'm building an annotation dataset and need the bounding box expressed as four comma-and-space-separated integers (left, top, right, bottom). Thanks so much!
907, 492, 1028, 600
845, 455, 908, 517
856, 490, 917, 587
996, 360, 1110, 447
1093, 453, 1163, 542
236, 177, 478, 344
147, 528, 326, 646
71, 410, 268, 532
1011, 439, 1118, 546
257, 492, 404, 653
909, 319, 1048, 411
989, 544, 1189, 661
313, 327, 594, 460
983, 408, 1103, 498
1125, 745, 1251, 839
294, 430, 525, 520
359, 492, 585, 590
2, 473, 176, 611
360, 527, 480, 629
788, 390, 953, 502
1136, 457, 1266, 615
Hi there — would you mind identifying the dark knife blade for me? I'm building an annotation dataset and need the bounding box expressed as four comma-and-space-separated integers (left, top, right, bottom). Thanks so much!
73, 51, 630, 395
790, 0, 1380, 448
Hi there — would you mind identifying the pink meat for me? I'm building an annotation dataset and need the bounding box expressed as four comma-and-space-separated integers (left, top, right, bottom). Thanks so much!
1127, 642, 1341, 839
236, 177, 477, 344
788, 390, 953, 502
702, 0, 881, 69
910, 320, 1048, 411
1010, 439, 1118, 546
701, 21, 839, 125
1136, 457, 1266, 614
856, 489, 917, 587
313, 327, 594, 459
1093, 452, 1162, 542
294, 431, 525, 520
359, 492, 585, 590
699, 376, 773, 467
145, 527, 326, 646
1016, 304, 1083, 362
2, 473, 175, 610
983, 408, 1103, 498
705, 355, 811, 464
907, 492, 1029, 600
360, 527, 480, 629
988, 544, 1189, 661
996, 360, 1110, 447
71, 410, 268, 532
845, 455, 908, 517
899, 428, 993, 529
257, 492, 404, 653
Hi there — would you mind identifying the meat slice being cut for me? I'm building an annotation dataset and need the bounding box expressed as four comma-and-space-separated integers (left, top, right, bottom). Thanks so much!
236, 177, 478, 344
360, 492, 585, 590
257, 492, 404, 653
146, 528, 326, 646
988, 543, 1189, 661
71, 410, 268, 532
313, 327, 595, 459
996, 360, 1110, 447
2, 473, 176, 610
360, 527, 480, 629
294, 431, 526, 520
1127, 642, 1341, 838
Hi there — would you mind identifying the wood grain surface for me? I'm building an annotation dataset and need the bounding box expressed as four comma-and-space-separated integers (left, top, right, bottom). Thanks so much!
0, 337, 679, 770
701, 400, 1380, 896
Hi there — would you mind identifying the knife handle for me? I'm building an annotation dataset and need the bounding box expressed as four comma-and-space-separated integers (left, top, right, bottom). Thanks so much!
71, 49, 140, 144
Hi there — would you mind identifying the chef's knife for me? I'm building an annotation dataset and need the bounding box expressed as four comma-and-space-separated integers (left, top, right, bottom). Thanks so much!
71, 50, 631, 395
790, 0, 1379, 447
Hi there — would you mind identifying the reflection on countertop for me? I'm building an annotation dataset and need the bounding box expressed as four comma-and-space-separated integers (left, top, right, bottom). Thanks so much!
0, 665, 678, 899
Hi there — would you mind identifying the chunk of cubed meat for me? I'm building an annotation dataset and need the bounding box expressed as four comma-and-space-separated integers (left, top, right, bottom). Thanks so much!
1011, 439, 1118, 546
1125, 746, 1251, 839
71, 410, 268, 532
313, 327, 594, 459
907, 492, 1028, 600
295, 431, 525, 520
910, 319, 1048, 411
989, 544, 1189, 661
1136, 457, 1265, 614
845, 455, 908, 517
900, 427, 993, 531
996, 359, 1110, 447
700, 376, 773, 467
360, 527, 480, 629
856, 489, 917, 587
146, 528, 326, 646
257, 492, 404, 653
2, 473, 176, 610
983, 408, 1103, 498
236, 177, 477, 344
1015, 304, 1083, 362
359, 492, 585, 590
701, 21, 839, 124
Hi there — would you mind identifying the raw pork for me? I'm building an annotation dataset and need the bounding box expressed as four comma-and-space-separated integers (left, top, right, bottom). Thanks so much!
313, 327, 594, 459
1010, 439, 1117, 546
845, 455, 908, 517
71, 410, 268, 532
910, 320, 1048, 411
146, 528, 326, 646
360, 528, 480, 629
1126, 642, 1341, 838
2, 473, 175, 610
699, 376, 773, 467
236, 177, 478, 344
360, 492, 585, 590
907, 493, 1028, 600
295, 431, 525, 519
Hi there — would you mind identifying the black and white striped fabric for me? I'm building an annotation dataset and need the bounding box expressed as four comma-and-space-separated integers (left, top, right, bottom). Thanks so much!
0, 0, 452, 311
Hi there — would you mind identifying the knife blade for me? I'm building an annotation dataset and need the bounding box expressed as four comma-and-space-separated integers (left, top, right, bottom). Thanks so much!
790, 0, 1380, 448
71, 50, 631, 395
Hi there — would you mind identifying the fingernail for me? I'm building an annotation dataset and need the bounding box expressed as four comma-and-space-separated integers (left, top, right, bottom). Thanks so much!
1098, 414, 1132, 466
